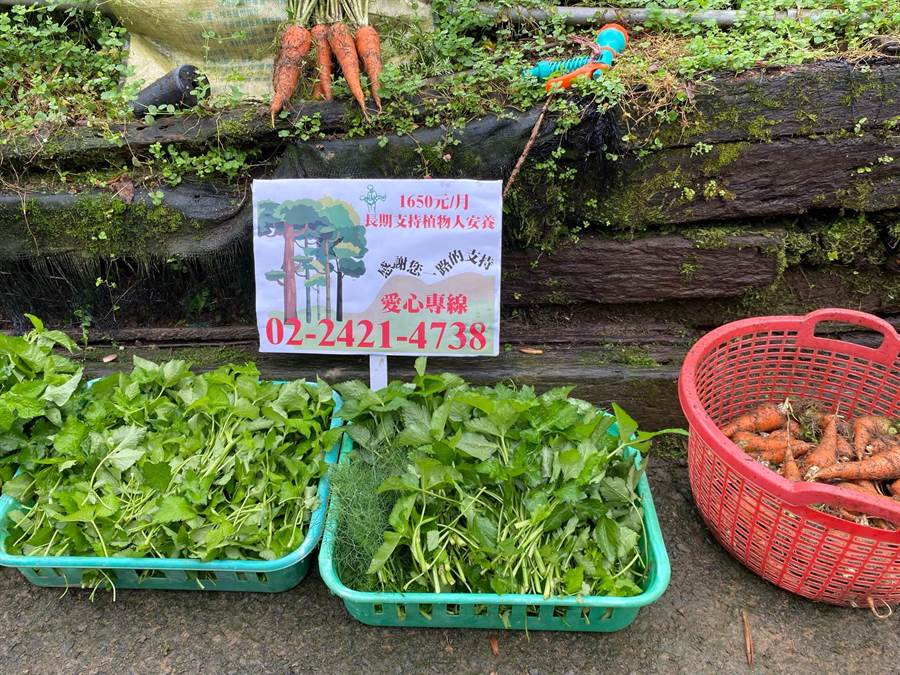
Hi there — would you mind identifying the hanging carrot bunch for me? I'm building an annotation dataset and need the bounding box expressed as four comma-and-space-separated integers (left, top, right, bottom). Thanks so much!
271, 0, 317, 121
343, 0, 383, 111
327, 0, 369, 119
311, 3, 334, 101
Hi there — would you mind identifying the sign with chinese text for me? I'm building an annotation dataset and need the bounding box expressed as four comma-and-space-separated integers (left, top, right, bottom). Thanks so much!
253, 179, 502, 356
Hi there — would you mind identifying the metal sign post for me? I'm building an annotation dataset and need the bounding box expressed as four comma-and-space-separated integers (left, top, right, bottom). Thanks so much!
369, 354, 388, 390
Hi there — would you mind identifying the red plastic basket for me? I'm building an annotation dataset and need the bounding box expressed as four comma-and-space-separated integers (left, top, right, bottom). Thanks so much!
679, 309, 900, 607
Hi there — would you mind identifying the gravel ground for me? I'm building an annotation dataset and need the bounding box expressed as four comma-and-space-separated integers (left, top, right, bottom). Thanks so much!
1, 458, 896, 675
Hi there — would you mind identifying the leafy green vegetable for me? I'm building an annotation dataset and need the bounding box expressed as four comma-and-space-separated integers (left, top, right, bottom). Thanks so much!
332, 358, 683, 598
3, 358, 339, 565
0, 314, 83, 483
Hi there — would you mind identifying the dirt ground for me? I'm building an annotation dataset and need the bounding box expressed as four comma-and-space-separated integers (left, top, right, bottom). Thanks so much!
1, 458, 896, 675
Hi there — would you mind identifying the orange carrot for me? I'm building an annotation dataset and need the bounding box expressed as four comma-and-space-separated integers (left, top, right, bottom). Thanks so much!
868, 436, 899, 456
768, 421, 800, 440
311, 24, 333, 101
721, 403, 787, 438
758, 442, 814, 463
271, 23, 312, 121
805, 416, 838, 471
354, 24, 382, 111
328, 22, 368, 118
834, 481, 899, 521
836, 435, 854, 459
853, 416, 892, 460
782, 446, 802, 481
731, 432, 810, 455
731, 431, 779, 453
814, 448, 900, 482
836, 480, 882, 498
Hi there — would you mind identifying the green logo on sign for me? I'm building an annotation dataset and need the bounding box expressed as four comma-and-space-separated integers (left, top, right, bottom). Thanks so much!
360, 184, 387, 213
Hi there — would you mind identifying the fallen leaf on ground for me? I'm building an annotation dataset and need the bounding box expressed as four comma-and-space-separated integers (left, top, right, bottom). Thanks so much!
107, 175, 135, 203
488, 635, 499, 657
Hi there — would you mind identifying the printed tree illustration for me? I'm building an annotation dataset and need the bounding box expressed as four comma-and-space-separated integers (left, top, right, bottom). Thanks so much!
258, 198, 324, 321
278, 200, 331, 322
258, 199, 299, 321
316, 199, 367, 321
258, 197, 366, 322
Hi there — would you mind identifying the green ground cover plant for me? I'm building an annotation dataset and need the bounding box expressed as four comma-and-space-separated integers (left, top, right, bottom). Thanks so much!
3, 0, 897, 154
330, 358, 682, 598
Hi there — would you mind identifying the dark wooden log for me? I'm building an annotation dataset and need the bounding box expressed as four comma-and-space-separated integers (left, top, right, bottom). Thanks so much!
55, 317, 693, 355
503, 233, 781, 305
4, 57, 896, 177
70, 310, 898, 431
0, 101, 350, 171
0, 181, 246, 258
587, 132, 899, 229
649, 57, 900, 145
273, 104, 562, 180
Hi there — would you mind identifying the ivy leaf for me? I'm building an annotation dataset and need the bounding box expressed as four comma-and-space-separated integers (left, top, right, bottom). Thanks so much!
564, 566, 584, 595
414, 357, 427, 378
142, 461, 171, 492
3, 472, 34, 502
599, 476, 632, 505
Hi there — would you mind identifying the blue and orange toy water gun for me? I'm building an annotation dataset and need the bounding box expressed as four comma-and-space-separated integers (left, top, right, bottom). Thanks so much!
524, 23, 629, 91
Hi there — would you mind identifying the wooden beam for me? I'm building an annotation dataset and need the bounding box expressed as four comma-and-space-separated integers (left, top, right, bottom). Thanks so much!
503, 233, 781, 305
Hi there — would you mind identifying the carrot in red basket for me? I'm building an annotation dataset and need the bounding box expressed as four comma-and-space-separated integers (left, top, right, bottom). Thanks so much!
721, 403, 787, 438
731, 432, 811, 456
836, 480, 882, 498
805, 416, 839, 472
868, 436, 899, 456
834, 481, 895, 521
814, 448, 900, 482
758, 442, 813, 464
853, 416, 892, 460
837, 435, 854, 459
781, 446, 802, 481
769, 420, 800, 440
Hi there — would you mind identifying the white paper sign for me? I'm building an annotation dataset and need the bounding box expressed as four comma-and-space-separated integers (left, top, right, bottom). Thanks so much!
253, 179, 502, 356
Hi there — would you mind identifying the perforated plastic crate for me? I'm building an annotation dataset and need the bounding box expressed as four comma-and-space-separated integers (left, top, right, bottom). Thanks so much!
319, 426, 670, 631
0, 384, 342, 593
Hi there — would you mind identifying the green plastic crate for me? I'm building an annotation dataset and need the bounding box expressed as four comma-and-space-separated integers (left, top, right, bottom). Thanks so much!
0, 383, 342, 594
319, 424, 671, 632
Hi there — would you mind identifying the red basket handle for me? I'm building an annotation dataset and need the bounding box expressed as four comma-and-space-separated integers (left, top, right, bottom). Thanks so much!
796, 308, 900, 366
782, 478, 900, 525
